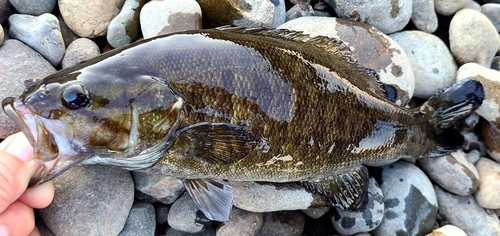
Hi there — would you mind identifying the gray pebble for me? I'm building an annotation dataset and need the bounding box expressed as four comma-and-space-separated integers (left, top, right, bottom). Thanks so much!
482, 3, 500, 32
434, 0, 471, 15
165, 226, 216, 236
255, 211, 306, 236
434, 185, 500, 236
216, 208, 263, 236
9, 0, 55, 15
419, 150, 479, 195
8, 13, 65, 66
132, 171, 185, 204
463, 0, 481, 11
411, 0, 438, 33
62, 38, 100, 69
270, 0, 286, 28
462, 132, 488, 157
302, 207, 330, 219
449, 9, 500, 67
331, 178, 384, 235
475, 158, 500, 209
155, 204, 170, 225
167, 192, 206, 233
372, 162, 438, 236
389, 30, 456, 98
118, 201, 156, 236
107, 0, 147, 48
196, 0, 274, 28
57, 14, 79, 48
285, 2, 314, 22
38, 165, 135, 236
312, 9, 331, 17
35, 220, 55, 236
466, 149, 481, 164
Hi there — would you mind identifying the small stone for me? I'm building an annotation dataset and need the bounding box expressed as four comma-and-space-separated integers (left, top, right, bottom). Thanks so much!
285, 2, 314, 22
9, 0, 55, 15
302, 207, 330, 219
462, 131, 488, 157
411, 0, 438, 33
8, 13, 65, 66
325, 0, 412, 34
449, 9, 500, 67
466, 149, 481, 164
107, 0, 147, 48
196, 0, 274, 28
482, 121, 500, 161
475, 158, 500, 209
35, 220, 56, 236
132, 171, 185, 204
256, 211, 306, 236
216, 208, 263, 236
165, 226, 216, 236
482, 3, 500, 32
38, 165, 135, 236
59, 0, 125, 38
434, 185, 500, 236
372, 162, 438, 236
167, 192, 206, 233
270, 0, 286, 28
434, 0, 471, 15
155, 204, 170, 225
62, 38, 100, 69
118, 201, 156, 236
389, 30, 456, 98
427, 225, 467, 236
56, 14, 79, 48
331, 178, 384, 235
0, 39, 55, 138
419, 150, 479, 195
463, 0, 481, 11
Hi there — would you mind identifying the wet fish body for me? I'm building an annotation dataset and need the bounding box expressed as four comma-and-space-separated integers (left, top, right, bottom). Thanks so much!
2, 27, 484, 221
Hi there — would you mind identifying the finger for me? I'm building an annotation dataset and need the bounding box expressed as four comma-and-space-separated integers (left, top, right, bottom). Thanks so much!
29, 226, 41, 236
18, 181, 54, 209
0, 132, 34, 163
0, 201, 35, 236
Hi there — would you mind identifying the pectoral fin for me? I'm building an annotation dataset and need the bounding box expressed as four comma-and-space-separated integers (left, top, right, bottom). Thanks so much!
173, 122, 257, 165
301, 165, 369, 211
183, 179, 234, 222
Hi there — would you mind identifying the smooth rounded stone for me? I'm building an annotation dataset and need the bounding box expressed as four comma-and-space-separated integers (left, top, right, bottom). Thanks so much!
8, 13, 65, 66
456, 63, 500, 124
140, 0, 201, 39
216, 208, 263, 236
389, 30, 456, 98
168, 192, 206, 233
411, 0, 438, 33
449, 9, 500, 67
9, 0, 55, 15
482, 3, 500, 32
427, 225, 467, 236
372, 162, 438, 236
0, 39, 55, 138
278, 17, 415, 106
331, 178, 384, 235
38, 165, 134, 236
231, 181, 326, 212
463, 0, 481, 11
325, 0, 412, 34
462, 132, 488, 157
62, 38, 100, 69
434, 0, 471, 15
56, 14, 79, 48
285, 2, 314, 22
107, 0, 147, 48
434, 185, 500, 236
482, 120, 500, 161
132, 171, 185, 204
155, 204, 170, 225
475, 157, 500, 209
165, 226, 216, 236
466, 149, 481, 164
118, 201, 156, 236
302, 207, 330, 219
196, 0, 274, 28
59, 0, 124, 38
255, 211, 306, 236
418, 150, 479, 195
36, 220, 56, 236
270, 0, 286, 28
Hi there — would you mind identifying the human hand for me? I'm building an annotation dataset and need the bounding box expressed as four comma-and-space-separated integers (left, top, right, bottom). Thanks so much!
0, 132, 54, 236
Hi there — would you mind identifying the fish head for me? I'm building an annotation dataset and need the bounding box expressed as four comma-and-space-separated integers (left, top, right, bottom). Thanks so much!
2, 68, 184, 186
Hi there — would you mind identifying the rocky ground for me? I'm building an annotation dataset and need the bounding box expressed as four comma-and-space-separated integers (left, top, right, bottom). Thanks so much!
0, 0, 500, 235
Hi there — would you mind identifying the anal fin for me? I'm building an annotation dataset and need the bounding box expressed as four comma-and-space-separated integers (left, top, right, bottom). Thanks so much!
301, 165, 369, 211
183, 179, 234, 222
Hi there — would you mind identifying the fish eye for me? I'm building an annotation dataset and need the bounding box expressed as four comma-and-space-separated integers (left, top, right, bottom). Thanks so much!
61, 84, 91, 110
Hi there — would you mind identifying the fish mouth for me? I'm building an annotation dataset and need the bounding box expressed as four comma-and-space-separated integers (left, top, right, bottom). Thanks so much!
2, 97, 87, 187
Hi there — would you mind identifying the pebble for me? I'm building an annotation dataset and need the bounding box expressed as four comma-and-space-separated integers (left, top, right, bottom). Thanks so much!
59, 0, 124, 38
285, 2, 314, 22
456, 63, 500, 124
331, 178, 384, 235
270, 0, 286, 28
389, 30, 456, 98
434, 0, 471, 15
140, 0, 202, 39
302, 207, 330, 219
164, 226, 216, 236
462, 132, 488, 157
38, 165, 135, 236
372, 162, 438, 236
255, 211, 306, 236
196, 0, 274, 28
0, 39, 55, 138
9, 0, 55, 15
62, 38, 100, 69
434, 185, 500, 236
426, 225, 467, 236
325, 0, 412, 34
118, 201, 156, 236
411, 0, 438, 33
107, 0, 147, 48
475, 158, 500, 209
216, 208, 263, 236
167, 192, 206, 233
481, 3, 500, 32
56, 14, 79, 48
132, 171, 185, 204
36, 220, 56, 236
278, 17, 415, 106
463, 0, 481, 11
418, 150, 479, 195
449, 9, 500, 67
155, 204, 170, 225
482, 120, 500, 161
8, 13, 65, 66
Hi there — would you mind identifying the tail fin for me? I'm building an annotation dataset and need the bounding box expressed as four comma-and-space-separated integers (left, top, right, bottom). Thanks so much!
420, 79, 484, 157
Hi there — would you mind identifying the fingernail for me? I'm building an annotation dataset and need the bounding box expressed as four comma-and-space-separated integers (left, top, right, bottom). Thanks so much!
2, 133, 33, 163
0, 225, 8, 236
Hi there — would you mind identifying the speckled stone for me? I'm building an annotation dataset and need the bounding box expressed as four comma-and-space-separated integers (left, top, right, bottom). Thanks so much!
285, 2, 314, 22
302, 207, 330, 219
132, 171, 185, 205
165, 226, 216, 236
434, 0, 471, 15
154, 204, 170, 225
427, 225, 467, 236
216, 208, 263, 236
9, 0, 55, 15
118, 201, 156, 236
167, 192, 206, 233
255, 211, 306, 236
196, 0, 274, 28
107, 0, 147, 48
411, 0, 438, 33
475, 158, 500, 209
482, 3, 500, 32
62, 38, 100, 69
482, 121, 500, 161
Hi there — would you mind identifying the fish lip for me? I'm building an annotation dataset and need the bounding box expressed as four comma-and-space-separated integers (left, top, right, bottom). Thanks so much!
2, 97, 37, 148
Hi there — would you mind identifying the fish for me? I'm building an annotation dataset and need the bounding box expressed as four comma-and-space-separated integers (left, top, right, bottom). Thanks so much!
2, 27, 484, 222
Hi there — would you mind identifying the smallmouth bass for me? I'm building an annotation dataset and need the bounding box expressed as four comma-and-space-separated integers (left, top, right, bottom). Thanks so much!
2, 27, 484, 221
